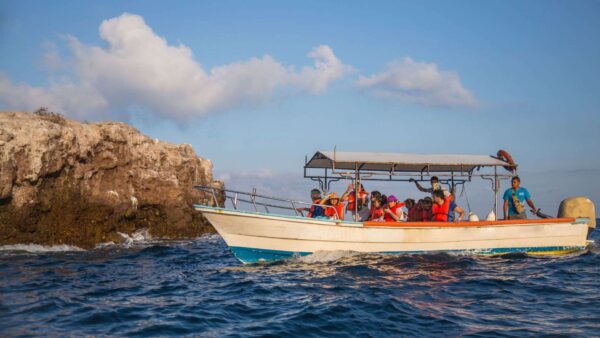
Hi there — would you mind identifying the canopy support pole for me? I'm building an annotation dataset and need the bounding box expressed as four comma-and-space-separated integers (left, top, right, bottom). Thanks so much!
494, 166, 499, 218
354, 163, 359, 221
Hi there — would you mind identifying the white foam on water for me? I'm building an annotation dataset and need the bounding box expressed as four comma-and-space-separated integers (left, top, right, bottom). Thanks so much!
117, 228, 152, 245
0, 244, 85, 253
297, 250, 360, 263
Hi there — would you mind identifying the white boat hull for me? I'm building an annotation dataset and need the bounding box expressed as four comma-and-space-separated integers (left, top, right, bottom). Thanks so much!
195, 206, 591, 264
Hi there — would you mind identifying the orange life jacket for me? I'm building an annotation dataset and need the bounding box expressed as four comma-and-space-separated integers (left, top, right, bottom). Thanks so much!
324, 203, 345, 220
383, 203, 403, 222
407, 205, 418, 222
347, 190, 368, 211
432, 197, 451, 222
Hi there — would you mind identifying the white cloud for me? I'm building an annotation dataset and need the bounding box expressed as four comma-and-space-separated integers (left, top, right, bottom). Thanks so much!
356, 57, 478, 107
0, 13, 351, 120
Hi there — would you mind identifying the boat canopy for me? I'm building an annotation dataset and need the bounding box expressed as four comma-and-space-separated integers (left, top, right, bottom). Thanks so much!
305, 151, 513, 174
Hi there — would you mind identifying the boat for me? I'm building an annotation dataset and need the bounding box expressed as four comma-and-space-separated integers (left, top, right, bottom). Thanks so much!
194, 150, 596, 264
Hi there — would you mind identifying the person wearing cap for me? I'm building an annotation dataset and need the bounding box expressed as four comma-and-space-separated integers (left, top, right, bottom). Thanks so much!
409, 176, 451, 198
297, 189, 324, 218
321, 192, 345, 220
503, 176, 537, 220
383, 195, 405, 222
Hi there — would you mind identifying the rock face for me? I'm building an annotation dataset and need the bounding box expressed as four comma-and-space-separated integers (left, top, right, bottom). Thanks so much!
0, 111, 216, 248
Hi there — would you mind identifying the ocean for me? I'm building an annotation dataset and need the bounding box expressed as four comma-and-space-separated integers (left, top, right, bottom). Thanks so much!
1, 224, 599, 337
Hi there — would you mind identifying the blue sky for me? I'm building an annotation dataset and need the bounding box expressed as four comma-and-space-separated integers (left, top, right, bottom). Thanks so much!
1, 1, 599, 215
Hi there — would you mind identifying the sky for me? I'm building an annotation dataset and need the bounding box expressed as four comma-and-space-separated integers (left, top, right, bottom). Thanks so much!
1, 0, 599, 216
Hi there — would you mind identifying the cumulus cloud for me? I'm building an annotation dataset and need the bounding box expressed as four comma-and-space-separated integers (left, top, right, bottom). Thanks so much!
0, 13, 351, 120
356, 57, 478, 107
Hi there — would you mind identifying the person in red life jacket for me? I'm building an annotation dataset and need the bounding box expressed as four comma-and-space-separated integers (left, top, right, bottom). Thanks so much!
369, 193, 385, 221
420, 197, 433, 222
431, 190, 451, 222
321, 192, 345, 220
404, 199, 417, 221
342, 183, 369, 221
383, 195, 405, 222
296, 189, 324, 218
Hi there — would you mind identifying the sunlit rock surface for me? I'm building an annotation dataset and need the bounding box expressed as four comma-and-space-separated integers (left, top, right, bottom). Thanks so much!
0, 111, 216, 248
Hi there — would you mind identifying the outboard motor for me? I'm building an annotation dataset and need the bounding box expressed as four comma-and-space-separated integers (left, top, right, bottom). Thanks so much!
558, 196, 596, 237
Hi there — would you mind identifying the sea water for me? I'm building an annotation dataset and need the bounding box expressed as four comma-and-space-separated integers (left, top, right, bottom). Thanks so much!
1, 224, 599, 337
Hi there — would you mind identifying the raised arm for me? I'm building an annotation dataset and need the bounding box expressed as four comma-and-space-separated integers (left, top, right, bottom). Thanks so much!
341, 184, 352, 201
409, 178, 429, 193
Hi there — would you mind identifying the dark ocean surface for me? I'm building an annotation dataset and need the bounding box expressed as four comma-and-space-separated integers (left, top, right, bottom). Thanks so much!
1, 225, 599, 337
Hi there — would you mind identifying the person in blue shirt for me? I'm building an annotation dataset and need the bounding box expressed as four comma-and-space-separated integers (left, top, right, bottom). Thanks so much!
297, 189, 325, 218
503, 176, 537, 220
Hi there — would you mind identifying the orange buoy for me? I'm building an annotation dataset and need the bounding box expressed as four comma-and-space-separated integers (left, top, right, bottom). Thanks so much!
497, 149, 516, 172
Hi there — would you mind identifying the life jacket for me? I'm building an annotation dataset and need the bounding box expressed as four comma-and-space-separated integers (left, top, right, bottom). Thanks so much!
384, 203, 404, 222
347, 190, 369, 212
432, 197, 451, 222
369, 206, 384, 221
324, 203, 345, 220
407, 205, 419, 222
307, 198, 321, 218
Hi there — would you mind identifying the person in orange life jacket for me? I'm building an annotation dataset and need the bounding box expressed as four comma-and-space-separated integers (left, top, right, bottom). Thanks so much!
369, 193, 385, 222
383, 195, 405, 222
404, 198, 417, 221
321, 192, 345, 220
296, 189, 324, 218
409, 176, 451, 199
431, 190, 451, 221
341, 183, 369, 220
414, 197, 433, 222
503, 176, 537, 220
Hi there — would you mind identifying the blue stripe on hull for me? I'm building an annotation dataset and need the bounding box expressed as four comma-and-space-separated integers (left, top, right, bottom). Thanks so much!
230, 246, 311, 264
229, 246, 586, 264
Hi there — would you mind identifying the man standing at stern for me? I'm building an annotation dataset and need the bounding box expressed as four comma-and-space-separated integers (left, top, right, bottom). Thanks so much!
503, 176, 537, 220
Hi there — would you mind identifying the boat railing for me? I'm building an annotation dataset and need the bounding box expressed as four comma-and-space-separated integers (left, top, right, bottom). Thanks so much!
194, 185, 342, 219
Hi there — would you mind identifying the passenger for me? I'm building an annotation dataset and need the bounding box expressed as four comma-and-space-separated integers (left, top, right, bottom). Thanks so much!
503, 176, 537, 220
357, 198, 371, 222
321, 192, 345, 220
421, 197, 433, 221
409, 176, 451, 198
369, 190, 383, 216
369, 194, 385, 222
448, 199, 465, 222
404, 199, 417, 221
383, 195, 405, 222
342, 183, 369, 221
297, 188, 324, 218
431, 190, 451, 222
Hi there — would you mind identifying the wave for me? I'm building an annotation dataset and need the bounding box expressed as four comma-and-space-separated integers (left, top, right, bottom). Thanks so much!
117, 228, 152, 245
296, 250, 361, 263
0, 244, 85, 253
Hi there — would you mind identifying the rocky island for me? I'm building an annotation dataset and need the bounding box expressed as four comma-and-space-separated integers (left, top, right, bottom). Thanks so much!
0, 111, 219, 248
